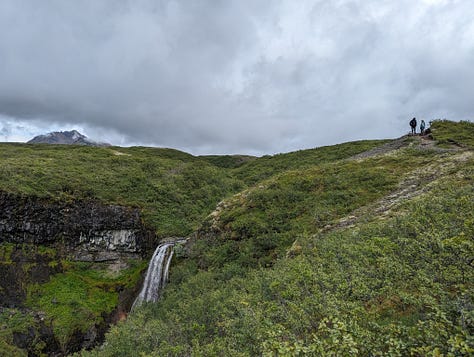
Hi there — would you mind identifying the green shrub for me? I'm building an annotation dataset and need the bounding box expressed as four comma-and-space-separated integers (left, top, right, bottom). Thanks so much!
430, 119, 474, 148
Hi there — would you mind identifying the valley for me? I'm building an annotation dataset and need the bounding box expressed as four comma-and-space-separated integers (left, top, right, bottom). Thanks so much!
0, 120, 473, 356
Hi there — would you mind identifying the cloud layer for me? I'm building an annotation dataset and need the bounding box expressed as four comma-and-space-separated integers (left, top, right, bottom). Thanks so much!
1, 0, 473, 154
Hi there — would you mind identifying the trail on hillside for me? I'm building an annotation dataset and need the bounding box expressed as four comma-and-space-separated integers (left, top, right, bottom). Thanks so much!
349, 134, 462, 161
324, 137, 471, 232
349, 136, 412, 160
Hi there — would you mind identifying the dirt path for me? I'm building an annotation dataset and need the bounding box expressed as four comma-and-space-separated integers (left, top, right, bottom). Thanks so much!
349, 134, 461, 162
349, 136, 413, 161
323, 139, 471, 232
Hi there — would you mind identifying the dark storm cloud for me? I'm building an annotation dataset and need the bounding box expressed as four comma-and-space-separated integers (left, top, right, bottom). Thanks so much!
0, 0, 473, 154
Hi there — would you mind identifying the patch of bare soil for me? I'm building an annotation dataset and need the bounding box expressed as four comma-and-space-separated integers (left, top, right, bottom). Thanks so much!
349, 136, 413, 161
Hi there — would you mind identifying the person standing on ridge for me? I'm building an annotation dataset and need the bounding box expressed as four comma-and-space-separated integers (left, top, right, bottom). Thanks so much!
420, 120, 426, 135
410, 117, 417, 135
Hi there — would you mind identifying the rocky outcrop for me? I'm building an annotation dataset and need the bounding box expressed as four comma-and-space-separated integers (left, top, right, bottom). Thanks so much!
0, 192, 156, 355
0, 191, 154, 257
0, 190, 155, 308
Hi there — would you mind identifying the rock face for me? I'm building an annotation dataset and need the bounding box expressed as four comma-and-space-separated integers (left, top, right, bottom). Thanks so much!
0, 190, 155, 306
0, 191, 155, 355
0, 191, 153, 256
75, 229, 141, 261
27, 130, 110, 146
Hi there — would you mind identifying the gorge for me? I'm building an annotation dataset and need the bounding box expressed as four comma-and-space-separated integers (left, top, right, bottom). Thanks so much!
1, 120, 473, 356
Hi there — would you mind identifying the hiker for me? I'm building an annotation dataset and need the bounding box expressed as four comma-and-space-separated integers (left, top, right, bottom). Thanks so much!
420, 120, 426, 135
409, 117, 417, 135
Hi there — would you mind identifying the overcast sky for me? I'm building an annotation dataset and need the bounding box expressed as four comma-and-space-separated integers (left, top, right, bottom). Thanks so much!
0, 0, 473, 155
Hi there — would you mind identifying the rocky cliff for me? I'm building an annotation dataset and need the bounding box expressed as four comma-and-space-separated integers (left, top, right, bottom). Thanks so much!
0, 192, 155, 355
0, 191, 154, 259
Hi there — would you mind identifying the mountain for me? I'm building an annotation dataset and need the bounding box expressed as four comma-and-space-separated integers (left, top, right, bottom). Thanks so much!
27, 129, 110, 146
0, 120, 473, 356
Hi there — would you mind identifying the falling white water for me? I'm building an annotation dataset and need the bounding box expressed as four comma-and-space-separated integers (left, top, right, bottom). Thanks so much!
131, 242, 175, 310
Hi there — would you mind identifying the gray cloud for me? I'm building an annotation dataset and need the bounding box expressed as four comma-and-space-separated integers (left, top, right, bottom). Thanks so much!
0, 0, 473, 154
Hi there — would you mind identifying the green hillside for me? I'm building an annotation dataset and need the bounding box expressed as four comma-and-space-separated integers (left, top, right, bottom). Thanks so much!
0, 129, 385, 355
0, 145, 243, 237
1, 120, 473, 355
0, 139, 386, 238
78, 120, 473, 356
429, 120, 474, 148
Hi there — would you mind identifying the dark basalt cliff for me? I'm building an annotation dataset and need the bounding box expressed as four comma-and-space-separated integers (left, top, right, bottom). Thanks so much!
0, 191, 154, 258
0, 191, 155, 355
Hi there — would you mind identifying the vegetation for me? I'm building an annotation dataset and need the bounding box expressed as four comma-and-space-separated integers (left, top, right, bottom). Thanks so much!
26, 259, 147, 351
0, 243, 57, 264
81, 121, 473, 356
231, 140, 390, 185
0, 139, 386, 237
0, 308, 37, 357
195, 149, 436, 270
0, 144, 242, 237
199, 154, 256, 169
0, 242, 147, 354
430, 119, 474, 148
1, 120, 473, 355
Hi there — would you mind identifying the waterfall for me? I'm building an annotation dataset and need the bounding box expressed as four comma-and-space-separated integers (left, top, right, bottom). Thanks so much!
131, 241, 176, 310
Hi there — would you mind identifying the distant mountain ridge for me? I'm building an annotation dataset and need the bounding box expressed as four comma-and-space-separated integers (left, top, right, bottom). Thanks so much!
27, 130, 110, 146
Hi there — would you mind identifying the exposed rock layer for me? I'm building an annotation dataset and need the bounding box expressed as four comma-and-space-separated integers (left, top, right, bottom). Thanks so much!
0, 191, 155, 355
0, 191, 154, 255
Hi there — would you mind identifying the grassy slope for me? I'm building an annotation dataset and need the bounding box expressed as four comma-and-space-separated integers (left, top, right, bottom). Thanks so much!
0, 138, 385, 354
0, 144, 241, 353
82, 120, 474, 356
232, 140, 390, 185
0, 140, 386, 237
0, 144, 242, 237
430, 119, 474, 148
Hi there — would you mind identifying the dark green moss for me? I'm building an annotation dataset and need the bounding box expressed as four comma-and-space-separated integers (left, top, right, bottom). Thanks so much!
0, 308, 39, 356
25, 260, 146, 349
0, 243, 15, 264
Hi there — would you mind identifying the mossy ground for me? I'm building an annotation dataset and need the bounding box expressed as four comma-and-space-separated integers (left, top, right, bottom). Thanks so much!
0, 243, 57, 262
0, 308, 37, 357
0, 241, 147, 353
25, 259, 147, 350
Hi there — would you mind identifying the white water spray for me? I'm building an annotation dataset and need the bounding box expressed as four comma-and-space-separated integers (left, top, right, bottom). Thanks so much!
131, 241, 177, 310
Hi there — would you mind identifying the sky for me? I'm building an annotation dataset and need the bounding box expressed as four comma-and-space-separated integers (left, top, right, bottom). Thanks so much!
0, 0, 473, 155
